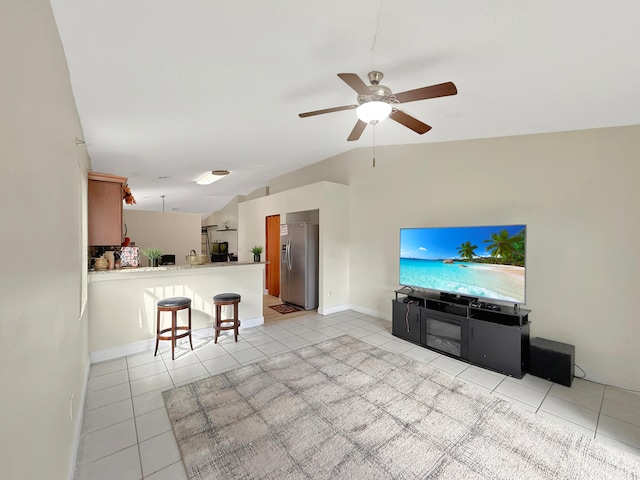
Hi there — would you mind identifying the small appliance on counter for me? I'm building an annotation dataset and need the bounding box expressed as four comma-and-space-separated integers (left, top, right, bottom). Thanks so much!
160, 254, 175, 265
211, 241, 229, 262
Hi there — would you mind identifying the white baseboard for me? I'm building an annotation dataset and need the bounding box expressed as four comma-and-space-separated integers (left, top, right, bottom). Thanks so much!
90, 338, 156, 364
318, 303, 350, 315
318, 303, 390, 322
69, 356, 91, 480
240, 315, 264, 330
347, 304, 390, 321
89, 316, 264, 363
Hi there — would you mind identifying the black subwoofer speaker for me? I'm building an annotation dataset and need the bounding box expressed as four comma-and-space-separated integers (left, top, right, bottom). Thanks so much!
529, 337, 575, 387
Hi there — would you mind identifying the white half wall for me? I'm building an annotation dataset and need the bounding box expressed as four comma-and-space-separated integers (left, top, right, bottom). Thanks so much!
88, 263, 265, 352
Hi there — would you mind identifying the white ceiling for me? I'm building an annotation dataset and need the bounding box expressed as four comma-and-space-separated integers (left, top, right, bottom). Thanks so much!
50, 0, 640, 217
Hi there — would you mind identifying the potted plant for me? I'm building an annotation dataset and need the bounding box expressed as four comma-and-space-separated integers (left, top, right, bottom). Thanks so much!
250, 245, 263, 262
141, 246, 164, 267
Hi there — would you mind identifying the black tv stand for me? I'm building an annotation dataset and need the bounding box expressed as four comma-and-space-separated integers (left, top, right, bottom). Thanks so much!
439, 292, 478, 306
392, 288, 530, 378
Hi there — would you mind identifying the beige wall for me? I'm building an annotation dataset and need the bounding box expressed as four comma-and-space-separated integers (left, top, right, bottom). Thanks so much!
238, 182, 350, 312
0, 1, 90, 478
245, 186, 269, 201
124, 210, 201, 266
268, 126, 640, 390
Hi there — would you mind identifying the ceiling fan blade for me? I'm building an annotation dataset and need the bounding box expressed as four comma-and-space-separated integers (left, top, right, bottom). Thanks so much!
389, 109, 432, 134
394, 82, 457, 104
337, 73, 371, 96
347, 120, 367, 141
299, 104, 357, 118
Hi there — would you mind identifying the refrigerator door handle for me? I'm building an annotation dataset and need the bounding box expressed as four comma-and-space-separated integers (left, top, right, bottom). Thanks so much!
287, 237, 292, 270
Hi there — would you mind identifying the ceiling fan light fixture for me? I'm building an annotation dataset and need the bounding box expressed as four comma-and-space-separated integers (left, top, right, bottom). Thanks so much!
196, 170, 230, 185
356, 101, 392, 125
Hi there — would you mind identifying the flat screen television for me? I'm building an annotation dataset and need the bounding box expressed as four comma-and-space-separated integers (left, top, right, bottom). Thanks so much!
399, 224, 526, 304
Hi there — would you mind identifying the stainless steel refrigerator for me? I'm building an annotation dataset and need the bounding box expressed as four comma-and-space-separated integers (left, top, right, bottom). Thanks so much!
280, 222, 319, 310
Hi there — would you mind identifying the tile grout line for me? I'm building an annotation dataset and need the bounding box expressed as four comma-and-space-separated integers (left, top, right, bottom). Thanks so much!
538, 384, 550, 416
78, 311, 640, 477
593, 385, 608, 441
125, 354, 146, 480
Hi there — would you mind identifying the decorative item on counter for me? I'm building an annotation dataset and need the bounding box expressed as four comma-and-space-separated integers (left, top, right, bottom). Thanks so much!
104, 251, 115, 269
94, 257, 109, 271
114, 251, 121, 269
122, 184, 136, 204
186, 249, 208, 266
121, 223, 131, 247
141, 246, 164, 267
120, 246, 140, 267
250, 245, 263, 263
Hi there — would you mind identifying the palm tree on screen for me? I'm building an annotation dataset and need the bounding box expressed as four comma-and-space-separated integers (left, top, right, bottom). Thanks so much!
457, 241, 478, 260
483, 230, 518, 263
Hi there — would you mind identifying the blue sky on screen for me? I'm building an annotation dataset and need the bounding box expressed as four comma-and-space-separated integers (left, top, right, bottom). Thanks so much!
400, 225, 525, 260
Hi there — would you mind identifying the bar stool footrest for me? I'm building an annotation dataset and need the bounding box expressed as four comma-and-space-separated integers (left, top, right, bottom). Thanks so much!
157, 326, 191, 341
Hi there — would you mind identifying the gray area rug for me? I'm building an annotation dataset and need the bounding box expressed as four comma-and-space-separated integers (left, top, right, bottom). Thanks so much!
163, 335, 640, 479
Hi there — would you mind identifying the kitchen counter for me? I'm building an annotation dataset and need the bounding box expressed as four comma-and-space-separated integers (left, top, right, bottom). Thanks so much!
88, 261, 266, 361
89, 261, 266, 276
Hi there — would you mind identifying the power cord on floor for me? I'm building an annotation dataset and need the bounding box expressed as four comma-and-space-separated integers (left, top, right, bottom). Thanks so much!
574, 362, 640, 393
574, 364, 587, 379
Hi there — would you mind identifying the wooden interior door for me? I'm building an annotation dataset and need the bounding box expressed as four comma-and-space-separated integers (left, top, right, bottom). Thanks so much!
265, 214, 281, 297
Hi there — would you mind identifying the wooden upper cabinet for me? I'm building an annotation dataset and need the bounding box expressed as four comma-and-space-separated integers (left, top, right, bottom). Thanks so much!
88, 172, 127, 246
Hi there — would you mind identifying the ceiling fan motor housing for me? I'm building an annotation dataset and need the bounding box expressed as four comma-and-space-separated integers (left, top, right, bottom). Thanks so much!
357, 84, 394, 105
357, 72, 398, 106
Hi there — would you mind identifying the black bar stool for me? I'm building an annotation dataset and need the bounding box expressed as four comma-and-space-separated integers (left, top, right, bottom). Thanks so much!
155, 296, 193, 360
213, 293, 241, 343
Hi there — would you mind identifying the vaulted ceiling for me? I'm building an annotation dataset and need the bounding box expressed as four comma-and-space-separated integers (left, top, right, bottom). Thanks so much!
50, 0, 640, 216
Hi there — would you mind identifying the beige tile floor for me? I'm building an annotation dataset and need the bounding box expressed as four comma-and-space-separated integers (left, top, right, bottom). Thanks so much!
74, 297, 640, 479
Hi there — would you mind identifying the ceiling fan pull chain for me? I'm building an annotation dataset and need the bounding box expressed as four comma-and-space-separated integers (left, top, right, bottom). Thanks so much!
373, 124, 376, 168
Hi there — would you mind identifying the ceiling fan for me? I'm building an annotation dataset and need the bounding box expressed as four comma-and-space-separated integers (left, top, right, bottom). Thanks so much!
299, 71, 457, 141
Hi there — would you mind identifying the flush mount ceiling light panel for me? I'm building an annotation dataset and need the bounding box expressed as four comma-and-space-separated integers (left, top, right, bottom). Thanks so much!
196, 170, 230, 185
299, 71, 457, 141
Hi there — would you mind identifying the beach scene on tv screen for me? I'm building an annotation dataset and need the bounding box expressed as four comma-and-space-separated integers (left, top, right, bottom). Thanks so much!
400, 225, 526, 303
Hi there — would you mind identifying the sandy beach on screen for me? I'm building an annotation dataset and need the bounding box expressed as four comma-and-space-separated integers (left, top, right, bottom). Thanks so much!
472, 263, 525, 281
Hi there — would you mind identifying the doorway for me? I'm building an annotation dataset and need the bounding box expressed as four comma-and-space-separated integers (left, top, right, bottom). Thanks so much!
265, 214, 280, 297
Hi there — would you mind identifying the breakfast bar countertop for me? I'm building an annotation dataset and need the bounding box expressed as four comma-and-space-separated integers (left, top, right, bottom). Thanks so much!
89, 261, 267, 275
